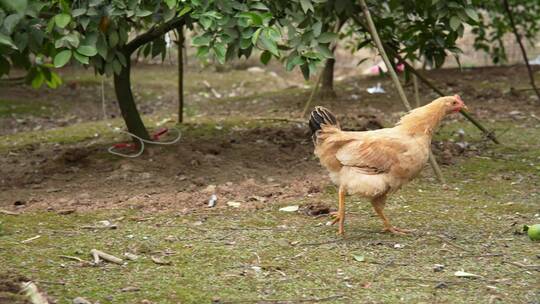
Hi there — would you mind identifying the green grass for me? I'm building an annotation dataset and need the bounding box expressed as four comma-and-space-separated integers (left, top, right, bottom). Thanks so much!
0, 99, 54, 117
0, 119, 539, 303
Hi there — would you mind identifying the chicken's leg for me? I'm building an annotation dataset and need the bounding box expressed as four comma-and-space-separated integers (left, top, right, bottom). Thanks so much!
371, 196, 412, 235
330, 185, 346, 235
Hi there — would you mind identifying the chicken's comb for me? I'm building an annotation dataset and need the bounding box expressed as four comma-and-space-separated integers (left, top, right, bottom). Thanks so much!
454, 94, 463, 103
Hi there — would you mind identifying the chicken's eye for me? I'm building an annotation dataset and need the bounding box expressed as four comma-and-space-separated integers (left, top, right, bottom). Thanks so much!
452, 101, 458, 105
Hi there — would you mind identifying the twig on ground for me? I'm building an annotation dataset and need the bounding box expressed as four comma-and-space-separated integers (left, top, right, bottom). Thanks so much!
21, 235, 41, 244
503, 260, 540, 270
59, 255, 93, 266
90, 249, 124, 265
433, 235, 472, 252
300, 239, 344, 247
81, 224, 118, 230
222, 294, 345, 304
151, 256, 172, 265
445, 253, 503, 259
0, 209, 19, 215
35, 280, 66, 286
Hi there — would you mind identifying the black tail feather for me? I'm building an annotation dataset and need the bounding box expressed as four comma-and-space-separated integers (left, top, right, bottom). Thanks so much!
308, 106, 339, 140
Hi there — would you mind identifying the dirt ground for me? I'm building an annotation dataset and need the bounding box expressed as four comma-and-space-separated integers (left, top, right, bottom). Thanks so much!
0, 65, 538, 214
0, 64, 539, 303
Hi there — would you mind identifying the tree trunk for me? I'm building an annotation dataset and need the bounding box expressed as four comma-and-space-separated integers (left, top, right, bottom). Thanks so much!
319, 57, 337, 99
502, 0, 540, 102
113, 58, 150, 140
177, 26, 184, 123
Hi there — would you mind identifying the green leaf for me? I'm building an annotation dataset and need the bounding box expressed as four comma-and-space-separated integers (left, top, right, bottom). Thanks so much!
260, 50, 271, 65
317, 45, 333, 59
31, 70, 44, 88
77, 45, 98, 57
318, 32, 337, 43
4, 14, 22, 34
449, 16, 461, 31
45, 71, 62, 88
213, 43, 226, 64
112, 59, 122, 75
89, 0, 103, 7
80, 17, 90, 29
72, 8, 87, 17
199, 17, 212, 29
96, 35, 108, 59
286, 54, 303, 71
239, 12, 263, 26
259, 29, 279, 56
192, 35, 211, 46
352, 254, 365, 262
252, 28, 262, 45
0, 33, 17, 49
54, 13, 71, 28
178, 6, 191, 17
109, 31, 119, 48
165, 0, 176, 9
300, 0, 314, 13
73, 51, 89, 64
135, 9, 152, 17
53, 50, 72, 68
0, 0, 27, 13
196, 46, 210, 58
65, 33, 80, 48
464, 7, 479, 22
312, 21, 322, 36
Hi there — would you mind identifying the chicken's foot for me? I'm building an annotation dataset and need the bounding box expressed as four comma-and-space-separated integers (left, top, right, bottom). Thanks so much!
371, 196, 412, 235
329, 185, 346, 235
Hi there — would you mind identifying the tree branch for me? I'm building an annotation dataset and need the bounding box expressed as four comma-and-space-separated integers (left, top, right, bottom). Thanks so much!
359, 0, 445, 184
125, 17, 186, 55
349, 14, 500, 145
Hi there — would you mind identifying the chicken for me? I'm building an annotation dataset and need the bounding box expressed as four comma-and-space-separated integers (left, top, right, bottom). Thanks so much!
309, 95, 467, 235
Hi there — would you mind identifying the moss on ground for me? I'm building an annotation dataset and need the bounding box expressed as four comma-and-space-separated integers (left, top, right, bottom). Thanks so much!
0, 119, 539, 303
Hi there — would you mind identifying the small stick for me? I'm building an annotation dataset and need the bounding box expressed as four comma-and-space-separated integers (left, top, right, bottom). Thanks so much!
503, 261, 540, 270
0, 209, 19, 215
59, 255, 93, 266
300, 69, 324, 118
21, 235, 41, 244
90, 249, 124, 265
433, 235, 472, 252
35, 280, 66, 286
359, 0, 445, 183
412, 73, 420, 108
222, 294, 345, 304
81, 224, 118, 230
445, 253, 503, 259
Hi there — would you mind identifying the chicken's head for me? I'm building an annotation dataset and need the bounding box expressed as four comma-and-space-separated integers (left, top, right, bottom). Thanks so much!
440, 95, 468, 114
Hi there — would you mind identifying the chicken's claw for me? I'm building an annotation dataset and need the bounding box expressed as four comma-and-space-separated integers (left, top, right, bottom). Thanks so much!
329, 212, 345, 235
382, 226, 413, 235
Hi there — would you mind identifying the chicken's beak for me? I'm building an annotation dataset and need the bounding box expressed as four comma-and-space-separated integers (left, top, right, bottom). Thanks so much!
462, 104, 468, 111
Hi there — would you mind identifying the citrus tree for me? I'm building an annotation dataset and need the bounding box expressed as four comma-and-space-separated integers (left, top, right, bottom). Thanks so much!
0, 0, 337, 140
